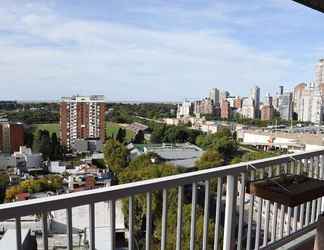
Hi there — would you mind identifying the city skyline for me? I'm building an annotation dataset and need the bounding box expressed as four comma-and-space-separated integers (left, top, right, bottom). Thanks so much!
0, 1, 324, 101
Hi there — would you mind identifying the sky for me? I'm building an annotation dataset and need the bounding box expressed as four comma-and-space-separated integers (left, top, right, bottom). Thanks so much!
0, 0, 324, 102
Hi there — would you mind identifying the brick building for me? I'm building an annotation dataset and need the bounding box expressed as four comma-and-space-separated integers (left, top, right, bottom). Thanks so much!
60, 95, 106, 150
0, 122, 24, 153
221, 100, 231, 119
260, 104, 274, 121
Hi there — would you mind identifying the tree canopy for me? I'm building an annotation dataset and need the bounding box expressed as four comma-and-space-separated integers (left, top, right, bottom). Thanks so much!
103, 139, 129, 174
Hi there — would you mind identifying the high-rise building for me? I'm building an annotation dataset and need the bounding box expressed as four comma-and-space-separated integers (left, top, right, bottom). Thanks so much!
177, 100, 192, 118
221, 100, 231, 119
293, 83, 307, 118
278, 92, 293, 121
209, 88, 220, 105
0, 122, 24, 153
260, 104, 274, 121
250, 86, 260, 118
234, 97, 242, 109
241, 98, 255, 119
316, 59, 324, 86
60, 95, 106, 150
194, 98, 214, 115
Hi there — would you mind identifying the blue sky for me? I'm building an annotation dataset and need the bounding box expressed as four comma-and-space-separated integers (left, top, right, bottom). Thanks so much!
0, 0, 323, 101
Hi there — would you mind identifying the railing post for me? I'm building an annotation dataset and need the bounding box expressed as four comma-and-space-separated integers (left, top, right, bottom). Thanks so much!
223, 175, 237, 250
107, 200, 115, 250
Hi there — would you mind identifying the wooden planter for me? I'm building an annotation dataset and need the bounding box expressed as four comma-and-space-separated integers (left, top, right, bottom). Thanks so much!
247, 174, 324, 207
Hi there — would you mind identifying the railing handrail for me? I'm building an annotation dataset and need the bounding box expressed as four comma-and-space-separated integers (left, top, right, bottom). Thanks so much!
0, 149, 323, 221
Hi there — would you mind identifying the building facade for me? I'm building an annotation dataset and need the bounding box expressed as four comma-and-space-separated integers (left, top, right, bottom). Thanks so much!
177, 100, 192, 118
278, 92, 293, 121
260, 104, 274, 121
193, 98, 214, 115
209, 88, 220, 105
0, 122, 24, 154
220, 100, 231, 119
316, 59, 324, 86
241, 98, 255, 119
60, 95, 106, 150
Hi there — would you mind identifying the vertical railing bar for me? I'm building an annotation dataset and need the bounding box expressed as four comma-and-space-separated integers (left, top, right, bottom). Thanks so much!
270, 165, 280, 242
66, 207, 73, 250
279, 204, 285, 239
161, 189, 168, 250
262, 167, 272, 247
319, 155, 324, 213
316, 155, 322, 219
176, 186, 184, 250
15, 217, 22, 250
292, 160, 298, 233
42, 212, 49, 250
246, 171, 255, 250
129, 196, 134, 250
190, 182, 197, 250
254, 169, 264, 250
214, 177, 223, 250
298, 160, 305, 229
287, 207, 292, 236
223, 175, 237, 250
202, 180, 210, 250
89, 203, 95, 250
146, 192, 152, 250
108, 200, 116, 250
305, 158, 311, 226
311, 157, 317, 224
236, 174, 245, 250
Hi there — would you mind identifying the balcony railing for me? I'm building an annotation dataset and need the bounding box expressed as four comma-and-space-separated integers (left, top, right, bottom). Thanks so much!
1, 149, 324, 250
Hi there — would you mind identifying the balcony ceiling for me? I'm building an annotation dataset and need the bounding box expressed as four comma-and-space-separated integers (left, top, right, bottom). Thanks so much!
293, 0, 324, 13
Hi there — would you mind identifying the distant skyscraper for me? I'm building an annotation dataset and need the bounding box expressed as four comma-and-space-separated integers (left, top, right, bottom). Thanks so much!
316, 59, 324, 86
278, 92, 293, 121
241, 98, 255, 119
209, 88, 220, 105
194, 98, 214, 115
219, 90, 230, 104
60, 95, 106, 150
260, 104, 274, 121
177, 100, 192, 118
293, 83, 307, 119
250, 86, 260, 118
221, 100, 231, 119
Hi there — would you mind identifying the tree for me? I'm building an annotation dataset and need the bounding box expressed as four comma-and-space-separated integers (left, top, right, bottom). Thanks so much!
33, 130, 51, 159
133, 130, 145, 144
104, 139, 129, 174
50, 133, 64, 160
115, 128, 126, 143
195, 149, 224, 170
0, 175, 9, 204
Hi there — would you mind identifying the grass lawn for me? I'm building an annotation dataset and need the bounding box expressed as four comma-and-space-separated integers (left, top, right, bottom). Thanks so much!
106, 122, 135, 141
32, 123, 59, 136
32, 122, 134, 141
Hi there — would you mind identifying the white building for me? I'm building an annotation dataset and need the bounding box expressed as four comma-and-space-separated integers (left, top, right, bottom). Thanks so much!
316, 59, 324, 86
12, 146, 43, 169
296, 82, 324, 124
241, 98, 255, 119
177, 100, 192, 118
278, 92, 293, 121
209, 88, 220, 104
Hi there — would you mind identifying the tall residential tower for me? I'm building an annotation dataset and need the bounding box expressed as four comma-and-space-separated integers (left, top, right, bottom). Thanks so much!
60, 95, 106, 150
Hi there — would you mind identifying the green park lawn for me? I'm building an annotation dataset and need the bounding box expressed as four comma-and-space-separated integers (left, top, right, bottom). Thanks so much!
32, 123, 59, 136
32, 122, 134, 141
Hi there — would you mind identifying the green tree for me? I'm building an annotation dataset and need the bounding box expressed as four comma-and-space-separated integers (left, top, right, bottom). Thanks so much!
103, 139, 129, 174
0, 174, 9, 204
115, 128, 126, 143
133, 130, 145, 144
196, 149, 224, 170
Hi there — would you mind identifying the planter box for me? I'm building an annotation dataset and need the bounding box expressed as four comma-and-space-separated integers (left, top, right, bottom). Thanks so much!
247, 174, 324, 207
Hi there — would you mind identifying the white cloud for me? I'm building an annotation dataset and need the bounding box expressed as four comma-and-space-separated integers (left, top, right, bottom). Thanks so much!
0, 0, 318, 101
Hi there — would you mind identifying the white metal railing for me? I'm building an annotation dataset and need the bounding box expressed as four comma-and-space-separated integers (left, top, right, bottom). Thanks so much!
1, 149, 324, 250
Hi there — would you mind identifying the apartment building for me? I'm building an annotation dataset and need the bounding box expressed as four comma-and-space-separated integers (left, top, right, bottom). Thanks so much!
60, 95, 106, 150
0, 121, 24, 154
